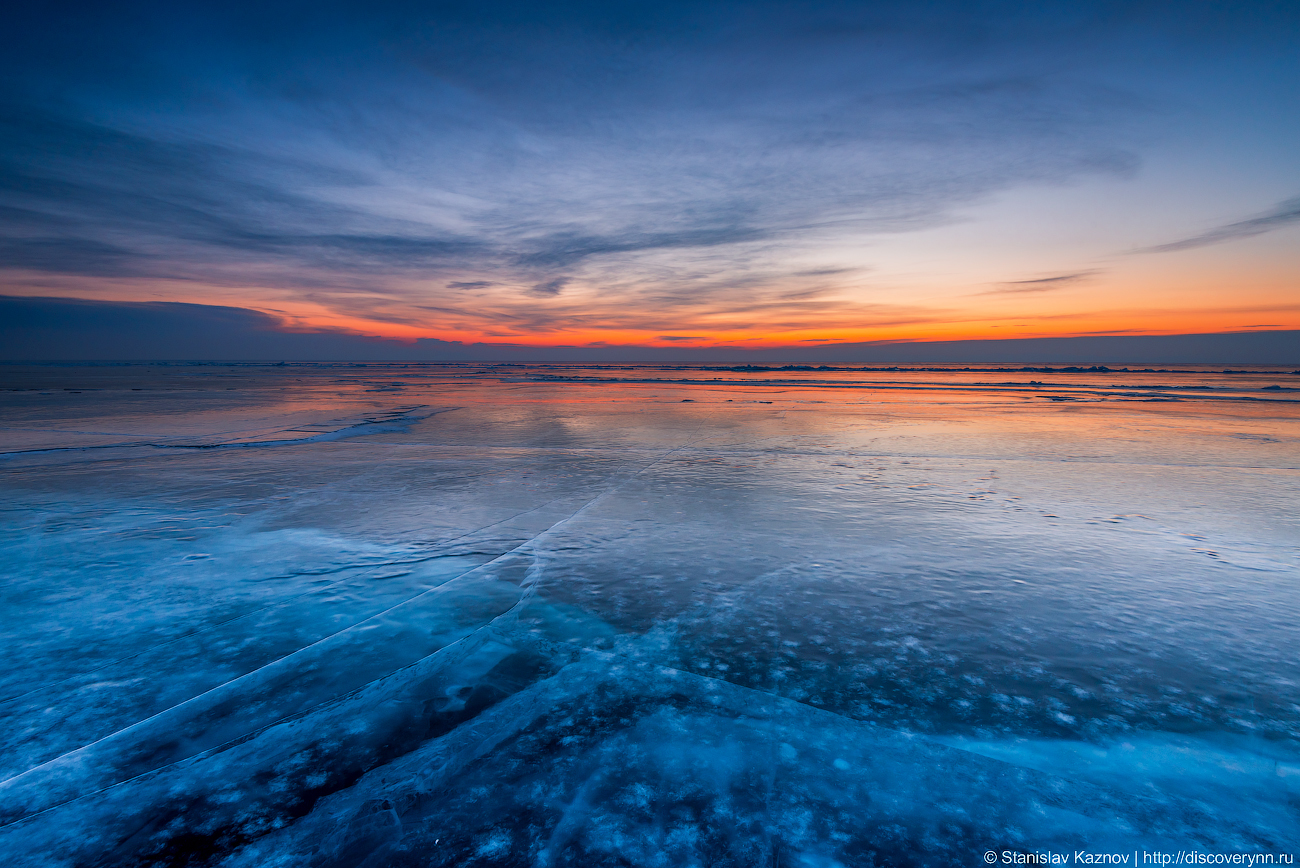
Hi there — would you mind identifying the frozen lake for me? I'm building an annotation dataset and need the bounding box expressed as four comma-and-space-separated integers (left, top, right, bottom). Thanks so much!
1, 362, 1297, 866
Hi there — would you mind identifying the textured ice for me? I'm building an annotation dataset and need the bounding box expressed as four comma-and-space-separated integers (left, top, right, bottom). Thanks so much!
0, 363, 1297, 865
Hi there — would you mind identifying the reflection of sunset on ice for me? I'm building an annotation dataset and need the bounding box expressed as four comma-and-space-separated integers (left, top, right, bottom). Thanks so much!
1, 364, 1297, 864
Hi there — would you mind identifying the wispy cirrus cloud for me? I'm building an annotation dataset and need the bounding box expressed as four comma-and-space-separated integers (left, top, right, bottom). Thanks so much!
975, 270, 1100, 295
3, 0, 1295, 345
1135, 196, 1300, 253
0, 2, 1155, 331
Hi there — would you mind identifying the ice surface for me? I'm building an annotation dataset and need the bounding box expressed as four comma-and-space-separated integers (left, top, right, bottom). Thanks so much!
0, 363, 1297, 865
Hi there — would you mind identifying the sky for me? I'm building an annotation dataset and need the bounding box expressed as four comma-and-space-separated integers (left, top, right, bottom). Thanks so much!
1, 0, 1298, 357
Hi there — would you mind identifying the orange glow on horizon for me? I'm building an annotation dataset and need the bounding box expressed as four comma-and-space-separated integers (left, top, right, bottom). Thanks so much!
271, 312, 1300, 350
5, 263, 1297, 351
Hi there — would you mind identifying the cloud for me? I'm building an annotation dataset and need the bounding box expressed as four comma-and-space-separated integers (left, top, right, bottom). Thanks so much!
1, 0, 1246, 341
0, 237, 146, 276
0, 104, 494, 277
1135, 196, 1300, 253
513, 225, 768, 270
1005, 271, 1099, 285
529, 277, 570, 297
0, 5, 1153, 278
976, 271, 1100, 295
656, 335, 707, 341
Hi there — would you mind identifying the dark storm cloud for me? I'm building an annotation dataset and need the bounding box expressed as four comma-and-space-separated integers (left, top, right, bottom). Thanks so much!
1, 294, 279, 334
1136, 196, 1300, 254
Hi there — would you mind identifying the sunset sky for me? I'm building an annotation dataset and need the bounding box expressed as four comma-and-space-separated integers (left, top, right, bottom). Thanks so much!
2, 0, 1298, 353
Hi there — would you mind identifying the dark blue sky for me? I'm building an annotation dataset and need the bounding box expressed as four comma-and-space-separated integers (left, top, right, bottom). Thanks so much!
2, 1, 1298, 357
